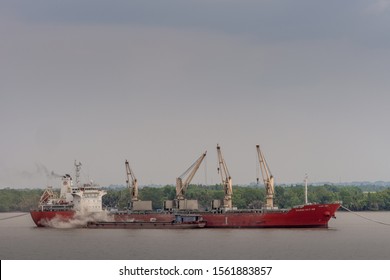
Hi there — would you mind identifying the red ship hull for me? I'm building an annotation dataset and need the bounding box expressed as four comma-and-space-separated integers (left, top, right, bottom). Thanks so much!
30, 203, 340, 228
201, 203, 340, 228
30, 210, 75, 227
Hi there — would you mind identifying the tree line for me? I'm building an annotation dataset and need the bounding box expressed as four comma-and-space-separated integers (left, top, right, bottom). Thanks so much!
2, 184, 390, 212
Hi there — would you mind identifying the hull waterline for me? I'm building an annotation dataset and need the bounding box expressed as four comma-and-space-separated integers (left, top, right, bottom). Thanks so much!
86, 221, 206, 229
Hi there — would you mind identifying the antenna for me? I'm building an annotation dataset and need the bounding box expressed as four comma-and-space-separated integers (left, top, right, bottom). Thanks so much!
75, 160, 82, 187
304, 173, 308, 204
256, 151, 260, 185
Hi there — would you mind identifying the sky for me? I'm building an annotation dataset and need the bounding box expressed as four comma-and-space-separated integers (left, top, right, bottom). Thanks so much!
1, 0, 390, 188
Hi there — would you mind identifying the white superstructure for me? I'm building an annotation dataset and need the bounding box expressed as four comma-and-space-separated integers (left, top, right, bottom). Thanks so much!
71, 182, 106, 213
71, 160, 106, 213
38, 161, 106, 213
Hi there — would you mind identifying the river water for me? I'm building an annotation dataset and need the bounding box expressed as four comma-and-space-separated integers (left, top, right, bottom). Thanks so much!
1, 211, 390, 260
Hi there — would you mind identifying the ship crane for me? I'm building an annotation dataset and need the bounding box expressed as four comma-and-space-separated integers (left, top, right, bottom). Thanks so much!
125, 160, 139, 202
256, 145, 275, 208
217, 144, 233, 209
176, 151, 207, 201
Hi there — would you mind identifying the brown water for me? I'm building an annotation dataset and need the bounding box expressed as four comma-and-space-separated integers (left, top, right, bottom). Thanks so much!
1, 211, 390, 260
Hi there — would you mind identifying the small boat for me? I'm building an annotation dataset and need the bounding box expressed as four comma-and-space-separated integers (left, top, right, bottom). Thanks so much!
86, 214, 206, 229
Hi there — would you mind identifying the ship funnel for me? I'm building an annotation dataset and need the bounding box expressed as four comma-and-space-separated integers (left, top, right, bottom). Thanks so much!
60, 175, 73, 200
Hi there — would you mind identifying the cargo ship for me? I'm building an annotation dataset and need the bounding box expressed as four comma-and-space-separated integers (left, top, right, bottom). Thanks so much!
30, 146, 340, 228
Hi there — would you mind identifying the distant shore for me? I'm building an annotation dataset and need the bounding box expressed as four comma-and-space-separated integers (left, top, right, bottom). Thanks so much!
1, 184, 390, 212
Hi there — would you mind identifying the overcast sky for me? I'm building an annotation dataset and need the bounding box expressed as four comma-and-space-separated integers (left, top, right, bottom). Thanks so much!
1, 0, 390, 188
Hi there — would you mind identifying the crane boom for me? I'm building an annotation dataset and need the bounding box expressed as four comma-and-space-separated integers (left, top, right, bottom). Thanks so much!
217, 144, 233, 208
176, 151, 207, 200
256, 145, 274, 208
125, 160, 138, 202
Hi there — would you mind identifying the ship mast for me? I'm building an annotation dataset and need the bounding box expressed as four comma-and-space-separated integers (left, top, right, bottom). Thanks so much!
176, 151, 207, 202
217, 144, 233, 208
74, 160, 82, 187
304, 174, 308, 204
256, 145, 274, 208
125, 160, 139, 202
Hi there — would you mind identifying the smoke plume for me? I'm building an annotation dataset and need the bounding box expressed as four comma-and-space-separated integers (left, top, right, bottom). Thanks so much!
35, 163, 64, 179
